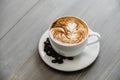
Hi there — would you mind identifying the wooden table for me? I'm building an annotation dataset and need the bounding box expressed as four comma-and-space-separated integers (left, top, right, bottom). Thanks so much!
0, 0, 120, 80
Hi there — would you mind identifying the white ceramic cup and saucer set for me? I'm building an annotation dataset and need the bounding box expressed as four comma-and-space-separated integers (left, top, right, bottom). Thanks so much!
39, 16, 101, 71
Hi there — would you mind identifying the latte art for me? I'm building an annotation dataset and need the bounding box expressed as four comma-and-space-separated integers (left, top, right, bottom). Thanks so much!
50, 17, 88, 44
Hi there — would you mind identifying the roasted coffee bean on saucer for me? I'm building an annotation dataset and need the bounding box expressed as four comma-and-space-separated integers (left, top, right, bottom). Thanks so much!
67, 57, 74, 60
57, 59, 63, 64
44, 38, 74, 64
52, 59, 57, 63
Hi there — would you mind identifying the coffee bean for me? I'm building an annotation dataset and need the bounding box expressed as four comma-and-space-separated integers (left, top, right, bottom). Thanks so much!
44, 47, 48, 52
51, 54, 55, 57
47, 45, 52, 48
52, 59, 57, 63
44, 42, 48, 45
61, 55, 66, 59
44, 40, 49, 45
51, 51, 58, 57
46, 38, 49, 41
67, 57, 74, 60
58, 59, 63, 64
46, 51, 52, 56
56, 56, 62, 60
44, 37, 74, 64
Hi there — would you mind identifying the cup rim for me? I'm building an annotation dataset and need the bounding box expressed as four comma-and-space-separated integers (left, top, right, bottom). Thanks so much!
48, 16, 89, 47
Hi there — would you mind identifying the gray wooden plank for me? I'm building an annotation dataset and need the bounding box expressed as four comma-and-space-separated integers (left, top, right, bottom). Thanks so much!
98, 57, 120, 80
0, 0, 39, 40
9, 50, 89, 80
106, 60, 120, 80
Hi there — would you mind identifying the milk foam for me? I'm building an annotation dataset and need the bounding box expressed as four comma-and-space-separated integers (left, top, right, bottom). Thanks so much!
67, 23, 77, 32
50, 17, 88, 44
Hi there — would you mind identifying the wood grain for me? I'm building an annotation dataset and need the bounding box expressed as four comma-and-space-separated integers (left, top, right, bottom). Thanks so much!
0, 0, 120, 80
0, 0, 39, 40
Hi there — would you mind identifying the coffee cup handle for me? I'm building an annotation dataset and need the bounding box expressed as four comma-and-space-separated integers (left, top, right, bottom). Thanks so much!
87, 31, 101, 45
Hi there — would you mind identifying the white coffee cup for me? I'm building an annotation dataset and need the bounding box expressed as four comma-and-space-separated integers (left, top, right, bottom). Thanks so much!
49, 16, 101, 57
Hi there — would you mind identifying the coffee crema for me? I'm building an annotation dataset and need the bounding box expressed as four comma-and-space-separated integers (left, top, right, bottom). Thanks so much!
50, 16, 88, 44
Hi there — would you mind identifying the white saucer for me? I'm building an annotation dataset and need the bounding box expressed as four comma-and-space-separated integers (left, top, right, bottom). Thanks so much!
38, 29, 100, 71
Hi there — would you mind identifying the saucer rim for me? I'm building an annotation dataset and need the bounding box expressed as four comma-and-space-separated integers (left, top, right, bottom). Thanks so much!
38, 29, 100, 71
